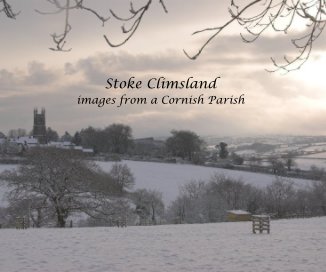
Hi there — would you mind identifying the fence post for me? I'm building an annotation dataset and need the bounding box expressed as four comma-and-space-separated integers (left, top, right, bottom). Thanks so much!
252, 215, 270, 234
15, 217, 27, 229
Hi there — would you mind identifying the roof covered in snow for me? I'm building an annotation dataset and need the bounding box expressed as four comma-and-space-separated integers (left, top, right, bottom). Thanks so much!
227, 210, 251, 215
12, 136, 38, 145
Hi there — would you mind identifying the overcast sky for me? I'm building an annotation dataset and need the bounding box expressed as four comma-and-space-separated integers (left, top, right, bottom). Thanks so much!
0, 0, 325, 138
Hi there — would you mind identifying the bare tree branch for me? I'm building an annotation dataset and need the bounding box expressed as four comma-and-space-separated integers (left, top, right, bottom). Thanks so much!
49, 0, 72, 52
185, 0, 326, 72
35, 0, 166, 51
0, 0, 18, 19
104, 0, 168, 47
183, 0, 262, 60
36, 0, 110, 51
0, 0, 168, 54
2, 0, 324, 72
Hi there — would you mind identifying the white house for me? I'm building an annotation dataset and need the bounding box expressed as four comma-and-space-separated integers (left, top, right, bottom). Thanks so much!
11, 136, 38, 147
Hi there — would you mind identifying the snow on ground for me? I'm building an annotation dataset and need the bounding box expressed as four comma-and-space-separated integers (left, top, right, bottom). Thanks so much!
295, 158, 326, 171
300, 144, 326, 152
0, 164, 16, 173
0, 161, 313, 205
234, 149, 256, 156
300, 152, 326, 159
0, 217, 325, 272
97, 161, 312, 204
294, 152, 326, 170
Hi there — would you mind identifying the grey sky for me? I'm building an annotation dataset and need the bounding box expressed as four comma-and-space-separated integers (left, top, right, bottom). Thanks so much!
0, 0, 325, 137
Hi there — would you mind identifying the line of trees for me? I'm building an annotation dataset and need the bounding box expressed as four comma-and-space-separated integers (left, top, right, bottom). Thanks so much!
72, 126, 207, 161
72, 124, 133, 154
166, 175, 326, 224
1, 126, 208, 163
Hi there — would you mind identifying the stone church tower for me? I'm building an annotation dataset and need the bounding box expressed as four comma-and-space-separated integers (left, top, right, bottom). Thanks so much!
33, 108, 47, 144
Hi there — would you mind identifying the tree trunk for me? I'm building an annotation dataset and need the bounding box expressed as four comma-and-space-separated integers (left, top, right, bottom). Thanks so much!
151, 203, 156, 225
55, 205, 67, 228
57, 213, 66, 228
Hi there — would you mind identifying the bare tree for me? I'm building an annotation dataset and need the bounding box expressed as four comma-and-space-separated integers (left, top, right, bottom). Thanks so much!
85, 197, 134, 227
264, 177, 295, 217
109, 163, 135, 193
0, 147, 119, 227
177, 180, 208, 223
310, 165, 326, 180
311, 180, 326, 215
184, 0, 326, 72
133, 189, 164, 225
167, 195, 187, 224
282, 153, 296, 171
208, 174, 254, 211
4, 197, 53, 228
268, 155, 285, 175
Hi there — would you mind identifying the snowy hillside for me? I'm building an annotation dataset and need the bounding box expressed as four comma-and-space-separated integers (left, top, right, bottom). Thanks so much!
97, 161, 312, 203
0, 217, 325, 272
0, 161, 313, 205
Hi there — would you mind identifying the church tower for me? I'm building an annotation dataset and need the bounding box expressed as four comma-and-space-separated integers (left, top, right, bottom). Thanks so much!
33, 108, 47, 144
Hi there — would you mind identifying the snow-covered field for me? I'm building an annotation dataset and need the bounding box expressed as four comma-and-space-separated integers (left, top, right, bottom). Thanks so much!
294, 151, 326, 170
295, 158, 326, 171
0, 217, 325, 272
97, 161, 312, 204
0, 161, 313, 205
299, 152, 326, 159
0, 164, 16, 173
300, 144, 326, 152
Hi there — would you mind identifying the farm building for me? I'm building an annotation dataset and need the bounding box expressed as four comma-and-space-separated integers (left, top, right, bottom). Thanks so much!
227, 210, 251, 222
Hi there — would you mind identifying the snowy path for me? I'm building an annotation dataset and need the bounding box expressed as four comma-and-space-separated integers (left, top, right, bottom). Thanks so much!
0, 217, 325, 272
